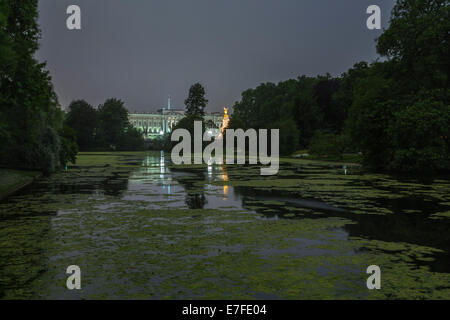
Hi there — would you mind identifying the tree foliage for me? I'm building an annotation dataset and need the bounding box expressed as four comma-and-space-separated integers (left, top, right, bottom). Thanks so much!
230, 0, 449, 172
0, 0, 77, 173
97, 98, 131, 148
230, 75, 348, 155
309, 131, 345, 159
185, 83, 208, 117
64, 98, 145, 151
376, 0, 449, 91
347, 0, 449, 172
65, 100, 98, 151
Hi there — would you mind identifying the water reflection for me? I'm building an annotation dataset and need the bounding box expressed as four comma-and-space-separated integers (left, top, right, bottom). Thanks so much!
222, 168, 229, 200
233, 183, 450, 272
185, 193, 207, 209
130, 153, 236, 209
129, 151, 173, 196
160, 155, 450, 272
0, 151, 449, 299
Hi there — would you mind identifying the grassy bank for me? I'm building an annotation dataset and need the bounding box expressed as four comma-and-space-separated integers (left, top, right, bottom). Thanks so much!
0, 169, 41, 201
69, 151, 152, 167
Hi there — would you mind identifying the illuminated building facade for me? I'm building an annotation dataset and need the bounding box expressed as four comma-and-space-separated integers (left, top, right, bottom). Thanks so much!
128, 97, 224, 140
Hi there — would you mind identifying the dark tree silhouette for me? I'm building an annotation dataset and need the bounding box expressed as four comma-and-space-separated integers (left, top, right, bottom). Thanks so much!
185, 83, 208, 117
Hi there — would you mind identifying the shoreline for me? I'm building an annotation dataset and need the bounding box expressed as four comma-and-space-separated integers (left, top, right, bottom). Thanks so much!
0, 169, 42, 202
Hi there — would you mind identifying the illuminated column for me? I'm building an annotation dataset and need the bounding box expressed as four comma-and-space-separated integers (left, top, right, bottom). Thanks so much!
220, 107, 230, 138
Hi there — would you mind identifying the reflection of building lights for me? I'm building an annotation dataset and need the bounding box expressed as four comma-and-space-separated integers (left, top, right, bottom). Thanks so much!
221, 166, 229, 198
223, 185, 228, 197
207, 157, 214, 177
160, 152, 165, 175
207, 165, 213, 177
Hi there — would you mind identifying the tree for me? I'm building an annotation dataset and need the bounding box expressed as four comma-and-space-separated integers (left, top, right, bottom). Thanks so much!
64, 97, 146, 151
59, 125, 79, 166
314, 74, 342, 132
65, 100, 98, 151
117, 126, 146, 151
185, 83, 208, 117
346, 63, 399, 170
346, 0, 450, 172
97, 98, 130, 149
291, 76, 322, 148
230, 77, 319, 151
309, 130, 345, 159
0, 0, 73, 173
376, 0, 449, 91
274, 118, 300, 156
388, 94, 450, 172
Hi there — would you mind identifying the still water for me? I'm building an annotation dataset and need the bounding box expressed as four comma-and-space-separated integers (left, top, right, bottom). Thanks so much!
0, 152, 449, 299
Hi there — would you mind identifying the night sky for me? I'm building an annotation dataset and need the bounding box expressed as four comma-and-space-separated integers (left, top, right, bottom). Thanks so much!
36, 0, 396, 113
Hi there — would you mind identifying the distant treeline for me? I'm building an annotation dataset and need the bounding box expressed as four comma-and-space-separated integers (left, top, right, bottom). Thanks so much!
1, 0, 448, 175
230, 0, 449, 173
64, 99, 145, 152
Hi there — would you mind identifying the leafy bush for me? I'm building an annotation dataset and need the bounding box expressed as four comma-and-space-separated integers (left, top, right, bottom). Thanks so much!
59, 125, 79, 166
274, 118, 300, 156
309, 131, 344, 158
117, 127, 146, 151
388, 97, 450, 172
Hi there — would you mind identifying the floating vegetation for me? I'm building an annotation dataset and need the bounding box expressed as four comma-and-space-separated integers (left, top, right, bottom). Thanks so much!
0, 152, 449, 299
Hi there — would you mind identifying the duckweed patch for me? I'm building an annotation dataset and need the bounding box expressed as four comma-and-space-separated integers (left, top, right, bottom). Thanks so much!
0, 152, 449, 299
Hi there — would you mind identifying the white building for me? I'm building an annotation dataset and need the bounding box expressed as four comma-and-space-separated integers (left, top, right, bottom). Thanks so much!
128, 97, 224, 140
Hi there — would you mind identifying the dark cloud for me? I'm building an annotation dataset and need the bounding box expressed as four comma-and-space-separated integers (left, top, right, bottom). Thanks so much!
36, 0, 396, 112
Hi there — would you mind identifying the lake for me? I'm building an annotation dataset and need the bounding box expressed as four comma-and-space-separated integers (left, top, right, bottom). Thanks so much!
0, 151, 449, 299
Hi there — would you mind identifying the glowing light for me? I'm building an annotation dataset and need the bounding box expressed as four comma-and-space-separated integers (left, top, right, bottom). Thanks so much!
223, 185, 229, 197
207, 157, 213, 177
221, 166, 229, 199
219, 107, 230, 139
